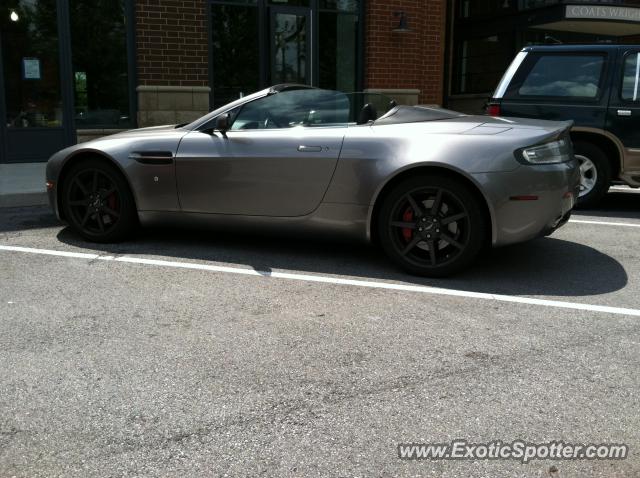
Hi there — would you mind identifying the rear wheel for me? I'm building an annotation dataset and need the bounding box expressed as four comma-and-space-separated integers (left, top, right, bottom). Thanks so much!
377, 175, 486, 277
62, 159, 137, 242
573, 141, 611, 209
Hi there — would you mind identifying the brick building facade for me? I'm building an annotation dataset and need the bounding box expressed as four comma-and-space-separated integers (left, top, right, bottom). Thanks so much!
2, 0, 639, 163
135, 0, 211, 127
365, 0, 446, 106
133, 0, 448, 127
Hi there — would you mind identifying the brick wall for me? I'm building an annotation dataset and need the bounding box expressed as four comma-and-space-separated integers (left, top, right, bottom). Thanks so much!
365, 0, 447, 105
136, 0, 209, 87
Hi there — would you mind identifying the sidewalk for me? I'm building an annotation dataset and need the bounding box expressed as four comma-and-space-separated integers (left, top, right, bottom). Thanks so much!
0, 163, 48, 208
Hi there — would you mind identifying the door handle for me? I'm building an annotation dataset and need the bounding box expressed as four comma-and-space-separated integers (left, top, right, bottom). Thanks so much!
617, 110, 632, 117
298, 145, 323, 152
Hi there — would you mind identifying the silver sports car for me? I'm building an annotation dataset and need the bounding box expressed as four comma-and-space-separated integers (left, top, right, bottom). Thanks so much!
46, 85, 579, 276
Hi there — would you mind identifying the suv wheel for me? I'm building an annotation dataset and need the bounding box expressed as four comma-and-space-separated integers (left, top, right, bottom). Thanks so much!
573, 141, 611, 209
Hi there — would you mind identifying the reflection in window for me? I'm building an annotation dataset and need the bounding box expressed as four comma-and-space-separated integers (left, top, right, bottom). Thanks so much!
2, 0, 62, 128
231, 89, 349, 130
622, 53, 640, 102
70, 0, 130, 128
272, 13, 308, 84
518, 55, 605, 98
211, 3, 260, 108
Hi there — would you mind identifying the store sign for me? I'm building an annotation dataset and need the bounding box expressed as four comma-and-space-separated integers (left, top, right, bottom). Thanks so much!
22, 58, 41, 80
565, 5, 640, 22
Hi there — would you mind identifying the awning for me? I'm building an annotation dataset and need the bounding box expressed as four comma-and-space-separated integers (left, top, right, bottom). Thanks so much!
531, 4, 640, 37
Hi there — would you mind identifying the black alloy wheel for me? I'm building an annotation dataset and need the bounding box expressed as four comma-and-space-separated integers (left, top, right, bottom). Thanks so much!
378, 175, 485, 277
62, 159, 137, 242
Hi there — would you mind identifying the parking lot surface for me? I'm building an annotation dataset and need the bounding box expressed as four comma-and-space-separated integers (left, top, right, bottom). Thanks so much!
1, 189, 640, 477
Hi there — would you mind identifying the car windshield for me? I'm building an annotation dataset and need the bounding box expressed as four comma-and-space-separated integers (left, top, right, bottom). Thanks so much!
231, 89, 351, 130
195, 88, 400, 131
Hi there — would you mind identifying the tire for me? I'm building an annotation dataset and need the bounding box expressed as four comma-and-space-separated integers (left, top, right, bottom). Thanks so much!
62, 158, 137, 243
573, 141, 611, 209
377, 174, 486, 277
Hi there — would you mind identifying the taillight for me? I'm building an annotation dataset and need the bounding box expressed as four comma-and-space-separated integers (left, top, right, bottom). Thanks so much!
487, 104, 501, 117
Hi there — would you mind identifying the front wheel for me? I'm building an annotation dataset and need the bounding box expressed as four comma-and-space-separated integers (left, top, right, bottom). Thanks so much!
62, 159, 137, 243
377, 175, 486, 277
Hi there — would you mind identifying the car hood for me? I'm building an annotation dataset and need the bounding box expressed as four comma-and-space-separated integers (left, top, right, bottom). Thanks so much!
100, 124, 186, 140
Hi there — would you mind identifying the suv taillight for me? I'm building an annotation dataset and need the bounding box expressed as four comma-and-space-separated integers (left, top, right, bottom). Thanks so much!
487, 104, 501, 117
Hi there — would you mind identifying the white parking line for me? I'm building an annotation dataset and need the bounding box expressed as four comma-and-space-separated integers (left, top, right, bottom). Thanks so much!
1, 244, 639, 318
570, 219, 640, 228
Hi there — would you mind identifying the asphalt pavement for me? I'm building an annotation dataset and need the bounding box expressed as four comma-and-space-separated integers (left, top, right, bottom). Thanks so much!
1, 189, 639, 477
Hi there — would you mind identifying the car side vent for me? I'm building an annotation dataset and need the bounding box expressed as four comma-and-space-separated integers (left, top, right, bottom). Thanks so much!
129, 151, 174, 165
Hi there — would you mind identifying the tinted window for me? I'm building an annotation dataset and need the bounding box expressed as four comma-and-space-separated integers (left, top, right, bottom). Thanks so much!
231, 89, 349, 130
452, 34, 514, 94
622, 52, 640, 102
211, 3, 260, 108
516, 54, 605, 98
319, 12, 358, 92
71, 0, 131, 128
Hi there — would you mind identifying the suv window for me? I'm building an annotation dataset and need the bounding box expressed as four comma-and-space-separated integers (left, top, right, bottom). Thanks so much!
510, 54, 606, 99
621, 52, 640, 102
231, 89, 349, 130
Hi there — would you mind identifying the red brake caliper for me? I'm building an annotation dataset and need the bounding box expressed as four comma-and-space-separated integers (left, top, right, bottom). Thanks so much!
107, 192, 118, 214
402, 208, 413, 242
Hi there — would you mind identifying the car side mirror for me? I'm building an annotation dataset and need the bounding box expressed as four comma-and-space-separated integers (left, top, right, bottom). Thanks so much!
215, 113, 231, 136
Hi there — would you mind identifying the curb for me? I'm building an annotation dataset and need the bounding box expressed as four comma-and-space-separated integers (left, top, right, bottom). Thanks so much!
0, 192, 49, 208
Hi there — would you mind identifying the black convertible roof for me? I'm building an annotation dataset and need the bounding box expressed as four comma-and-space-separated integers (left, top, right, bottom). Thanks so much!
374, 105, 465, 125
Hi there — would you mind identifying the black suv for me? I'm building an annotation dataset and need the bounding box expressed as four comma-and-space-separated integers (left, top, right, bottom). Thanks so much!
487, 45, 640, 207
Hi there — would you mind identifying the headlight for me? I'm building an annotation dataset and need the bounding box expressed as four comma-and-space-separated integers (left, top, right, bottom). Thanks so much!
517, 139, 572, 165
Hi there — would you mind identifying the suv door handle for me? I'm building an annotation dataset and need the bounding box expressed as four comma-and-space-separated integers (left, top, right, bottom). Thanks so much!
298, 145, 323, 152
617, 110, 632, 117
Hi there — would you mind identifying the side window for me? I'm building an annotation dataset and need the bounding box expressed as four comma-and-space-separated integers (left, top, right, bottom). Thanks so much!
621, 52, 640, 102
509, 54, 606, 99
231, 89, 349, 130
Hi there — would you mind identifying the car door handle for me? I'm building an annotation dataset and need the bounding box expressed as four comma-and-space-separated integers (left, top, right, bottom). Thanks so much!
298, 145, 323, 152
617, 110, 632, 117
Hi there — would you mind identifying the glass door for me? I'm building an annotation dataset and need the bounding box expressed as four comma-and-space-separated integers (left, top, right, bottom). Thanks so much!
0, 0, 74, 163
270, 6, 311, 85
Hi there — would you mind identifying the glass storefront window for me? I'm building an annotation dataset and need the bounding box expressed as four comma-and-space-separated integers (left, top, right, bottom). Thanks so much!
272, 11, 309, 84
210, 0, 361, 106
211, 3, 260, 108
320, 0, 358, 12
453, 34, 514, 94
2, 0, 63, 128
459, 0, 515, 18
319, 12, 358, 92
69, 0, 131, 128
269, 0, 310, 6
